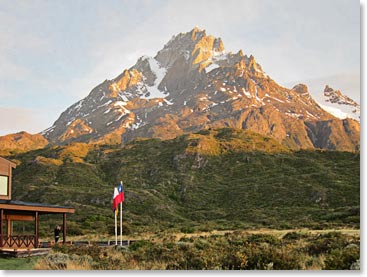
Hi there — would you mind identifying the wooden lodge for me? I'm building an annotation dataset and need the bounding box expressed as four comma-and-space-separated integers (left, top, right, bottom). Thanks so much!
0, 157, 75, 256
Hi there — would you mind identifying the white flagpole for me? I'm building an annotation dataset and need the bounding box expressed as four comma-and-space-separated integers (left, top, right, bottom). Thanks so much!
115, 210, 117, 245
120, 181, 123, 246
120, 201, 122, 246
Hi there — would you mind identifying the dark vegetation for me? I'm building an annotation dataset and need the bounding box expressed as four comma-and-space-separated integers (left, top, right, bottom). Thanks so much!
6, 128, 359, 236
36, 231, 360, 270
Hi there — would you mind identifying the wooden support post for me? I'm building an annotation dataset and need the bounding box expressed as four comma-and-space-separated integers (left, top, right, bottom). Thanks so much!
7, 218, 11, 236
0, 209, 3, 247
62, 213, 66, 243
35, 211, 39, 248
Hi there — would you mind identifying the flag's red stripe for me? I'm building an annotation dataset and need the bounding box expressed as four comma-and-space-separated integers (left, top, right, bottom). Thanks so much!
113, 192, 125, 210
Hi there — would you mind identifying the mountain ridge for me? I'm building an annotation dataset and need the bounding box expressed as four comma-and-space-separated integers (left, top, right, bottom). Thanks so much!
0, 27, 360, 152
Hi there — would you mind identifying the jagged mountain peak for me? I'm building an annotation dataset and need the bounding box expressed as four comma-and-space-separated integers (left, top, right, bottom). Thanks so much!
323, 85, 356, 105
324, 85, 334, 93
155, 27, 225, 69
40, 28, 359, 152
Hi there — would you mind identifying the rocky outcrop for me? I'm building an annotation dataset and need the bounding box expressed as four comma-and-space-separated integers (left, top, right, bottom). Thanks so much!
292, 84, 309, 94
109, 69, 143, 97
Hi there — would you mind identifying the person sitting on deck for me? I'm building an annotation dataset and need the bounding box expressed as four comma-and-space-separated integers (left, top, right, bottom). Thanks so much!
54, 225, 62, 243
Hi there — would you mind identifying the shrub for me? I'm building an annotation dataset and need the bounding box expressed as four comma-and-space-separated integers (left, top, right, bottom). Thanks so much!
324, 246, 360, 270
35, 252, 93, 270
180, 226, 195, 234
306, 232, 351, 256
67, 223, 85, 236
129, 240, 153, 251
245, 244, 302, 270
283, 231, 308, 241
246, 234, 280, 245
194, 239, 209, 250
221, 251, 248, 269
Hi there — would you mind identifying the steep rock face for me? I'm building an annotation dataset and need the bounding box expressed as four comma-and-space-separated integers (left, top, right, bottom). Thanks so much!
41, 27, 359, 151
109, 69, 143, 97
0, 131, 48, 155
305, 118, 360, 151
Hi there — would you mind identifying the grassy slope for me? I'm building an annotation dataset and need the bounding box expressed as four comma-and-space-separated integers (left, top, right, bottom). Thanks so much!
8, 128, 359, 235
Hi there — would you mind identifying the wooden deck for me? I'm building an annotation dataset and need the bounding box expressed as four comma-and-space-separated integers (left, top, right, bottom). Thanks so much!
0, 248, 50, 258
0, 239, 138, 258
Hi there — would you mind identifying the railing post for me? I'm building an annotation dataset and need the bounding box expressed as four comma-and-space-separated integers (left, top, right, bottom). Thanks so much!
35, 211, 39, 248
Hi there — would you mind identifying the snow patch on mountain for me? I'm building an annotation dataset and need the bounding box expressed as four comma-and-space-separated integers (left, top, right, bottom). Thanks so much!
140, 57, 168, 99
204, 51, 228, 73
205, 63, 220, 73
318, 104, 350, 120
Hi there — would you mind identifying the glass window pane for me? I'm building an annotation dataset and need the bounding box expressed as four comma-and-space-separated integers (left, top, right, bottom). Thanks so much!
0, 176, 8, 196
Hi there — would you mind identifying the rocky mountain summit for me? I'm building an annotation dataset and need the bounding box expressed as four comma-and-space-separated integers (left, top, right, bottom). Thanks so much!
34, 27, 359, 151
316, 85, 360, 121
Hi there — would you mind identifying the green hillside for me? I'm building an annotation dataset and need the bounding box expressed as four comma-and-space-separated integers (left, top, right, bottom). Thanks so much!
7, 128, 359, 236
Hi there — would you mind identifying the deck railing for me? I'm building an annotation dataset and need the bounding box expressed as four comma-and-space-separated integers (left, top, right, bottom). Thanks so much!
0, 235, 37, 249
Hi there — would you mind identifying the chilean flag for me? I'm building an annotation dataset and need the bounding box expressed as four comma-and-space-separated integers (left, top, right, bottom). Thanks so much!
112, 182, 125, 214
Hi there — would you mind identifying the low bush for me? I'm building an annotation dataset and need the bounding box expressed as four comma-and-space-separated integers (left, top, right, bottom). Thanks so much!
324, 246, 360, 270
283, 231, 308, 241
246, 234, 280, 245
306, 232, 352, 256
180, 226, 195, 234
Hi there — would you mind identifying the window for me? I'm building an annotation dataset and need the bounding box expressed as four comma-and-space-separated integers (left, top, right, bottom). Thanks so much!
0, 176, 9, 196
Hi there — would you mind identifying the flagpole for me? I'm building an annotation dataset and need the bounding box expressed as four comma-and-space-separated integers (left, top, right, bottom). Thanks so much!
115, 210, 117, 245
120, 181, 123, 246
120, 201, 122, 246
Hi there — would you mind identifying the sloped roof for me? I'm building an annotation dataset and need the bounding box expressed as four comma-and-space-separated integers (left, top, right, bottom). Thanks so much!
0, 199, 75, 214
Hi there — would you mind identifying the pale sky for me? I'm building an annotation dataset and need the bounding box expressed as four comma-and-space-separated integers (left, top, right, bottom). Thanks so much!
0, 0, 361, 135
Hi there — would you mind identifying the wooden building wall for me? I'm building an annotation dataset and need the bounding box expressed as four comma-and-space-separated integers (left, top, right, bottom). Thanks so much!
0, 157, 16, 200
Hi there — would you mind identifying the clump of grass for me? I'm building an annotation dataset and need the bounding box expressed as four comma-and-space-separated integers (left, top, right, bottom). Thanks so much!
33, 251, 93, 270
